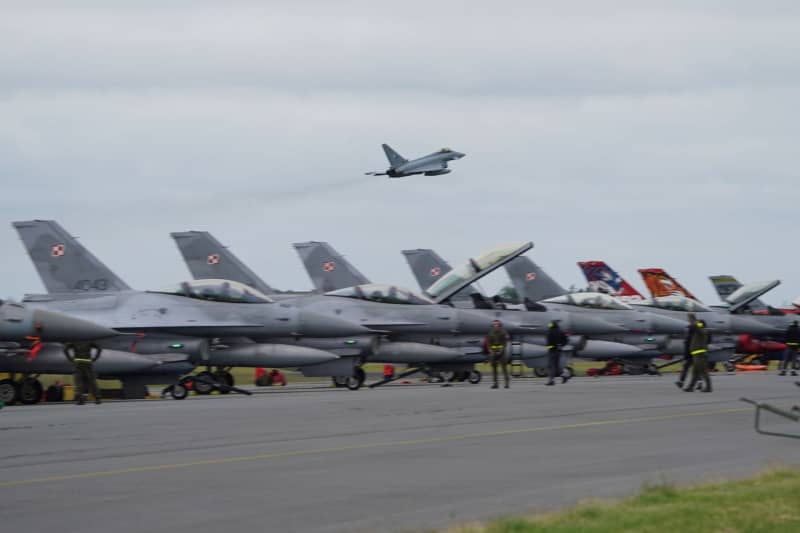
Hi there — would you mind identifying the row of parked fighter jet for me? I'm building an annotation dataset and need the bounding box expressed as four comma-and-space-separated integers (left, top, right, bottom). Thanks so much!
0, 220, 792, 405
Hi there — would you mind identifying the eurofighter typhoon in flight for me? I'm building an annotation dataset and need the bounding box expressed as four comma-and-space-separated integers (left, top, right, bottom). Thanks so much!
366, 144, 465, 177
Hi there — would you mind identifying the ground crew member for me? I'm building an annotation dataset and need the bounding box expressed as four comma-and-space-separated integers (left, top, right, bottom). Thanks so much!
684, 319, 712, 392
485, 319, 510, 389
546, 320, 569, 386
64, 341, 102, 405
780, 320, 800, 376
676, 313, 697, 389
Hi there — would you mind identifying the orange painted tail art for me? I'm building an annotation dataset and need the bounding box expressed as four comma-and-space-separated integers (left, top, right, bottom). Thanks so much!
638, 268, 698, 300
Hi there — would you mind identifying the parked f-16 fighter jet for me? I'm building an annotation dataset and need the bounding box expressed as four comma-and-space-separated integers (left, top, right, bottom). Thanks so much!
290, 241, 642, 377
0, 300, 194, 404
173, 232, 543, 387
366, 144, 465, 178
13, 220, 375, 397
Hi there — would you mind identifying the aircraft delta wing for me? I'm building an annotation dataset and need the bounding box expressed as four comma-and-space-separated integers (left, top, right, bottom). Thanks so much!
366, 144, 465, 178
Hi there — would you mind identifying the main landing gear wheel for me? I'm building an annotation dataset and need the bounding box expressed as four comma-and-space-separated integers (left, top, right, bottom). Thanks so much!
354, 367, 366, 385
19, 378, 43, 405
534, 368, 548, 378
332, 376, 348, 387
171, 382, 189, 400
193, 371, 215, 395
0, 379, 18, 405
345, 375, 362, 391
440, 370, 456, 383
467, 370, 482, 384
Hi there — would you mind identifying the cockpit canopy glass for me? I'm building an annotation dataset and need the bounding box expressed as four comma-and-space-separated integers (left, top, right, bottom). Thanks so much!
326, 284, 434, 305
425, 242, 532, 300
155, 279, 274, 304
639, 295, 712, 313
543, 292, 632, 311
726, 280, 780, 306
440, 147, 452, 152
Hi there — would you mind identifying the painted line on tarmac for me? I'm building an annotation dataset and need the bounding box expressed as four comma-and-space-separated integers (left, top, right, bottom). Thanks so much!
0, 406, 749, 488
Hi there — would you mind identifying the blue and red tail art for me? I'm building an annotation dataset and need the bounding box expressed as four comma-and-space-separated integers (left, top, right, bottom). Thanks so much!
577, 261, 644, 302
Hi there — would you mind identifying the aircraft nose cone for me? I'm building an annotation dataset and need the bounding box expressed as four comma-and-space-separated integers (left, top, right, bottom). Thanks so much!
729, 315, 782, 336
454, 152, 466, 159
567, 314, 627, 335
298, 309, 373, 337
647, 313, 689, 335
33, 309, 117, 341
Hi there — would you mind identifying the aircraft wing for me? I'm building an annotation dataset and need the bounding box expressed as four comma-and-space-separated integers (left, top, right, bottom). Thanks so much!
365, 171, 387, 176
408, 162, 447, 173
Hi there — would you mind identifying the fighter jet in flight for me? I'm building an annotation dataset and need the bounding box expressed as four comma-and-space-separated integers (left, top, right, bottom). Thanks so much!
366, 144, 465, 178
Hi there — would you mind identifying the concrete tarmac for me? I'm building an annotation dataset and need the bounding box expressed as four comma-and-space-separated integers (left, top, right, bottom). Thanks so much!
1, 373, 798, 533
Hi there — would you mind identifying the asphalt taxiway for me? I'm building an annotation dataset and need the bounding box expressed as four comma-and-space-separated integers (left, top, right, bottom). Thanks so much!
1, 373, 798, 533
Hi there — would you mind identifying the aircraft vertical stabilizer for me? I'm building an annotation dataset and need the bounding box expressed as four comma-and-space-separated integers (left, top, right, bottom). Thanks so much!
12, 220, 131, 294
293, 242, 370, 292
401, 249, 478, 302
382, 144, 408, 168
505, 256, 567, 302
638, 268, 698, 300
171, 231, 275, 295
578, 261, 644, 302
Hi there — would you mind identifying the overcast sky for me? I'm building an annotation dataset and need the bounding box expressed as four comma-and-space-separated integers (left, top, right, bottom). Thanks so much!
2, 2, 798, 305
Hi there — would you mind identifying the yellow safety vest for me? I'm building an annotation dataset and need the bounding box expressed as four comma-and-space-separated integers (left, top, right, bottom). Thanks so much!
690, 349, 708, 356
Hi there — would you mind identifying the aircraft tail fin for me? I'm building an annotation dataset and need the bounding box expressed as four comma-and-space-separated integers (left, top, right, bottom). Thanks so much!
401, 249, 477, 301
293, 241, 370, 292
504, 256, 567, 302
170, 231, 275, 294
382, 144, 408, 168
12, 220, 131, 293
638, 268, 698, 300
578, 261, 644, 301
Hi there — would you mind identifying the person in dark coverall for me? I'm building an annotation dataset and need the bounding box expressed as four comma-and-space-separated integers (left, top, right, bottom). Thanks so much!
780, 320, 800, 376
485, 320, 510, 389
64, 341, 102, 404
546, 320, 569, 386
675, 313, 697, 389
684, 319, 712, 393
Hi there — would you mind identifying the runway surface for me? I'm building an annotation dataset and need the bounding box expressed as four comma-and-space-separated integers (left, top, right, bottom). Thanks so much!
1, 373, 798, 533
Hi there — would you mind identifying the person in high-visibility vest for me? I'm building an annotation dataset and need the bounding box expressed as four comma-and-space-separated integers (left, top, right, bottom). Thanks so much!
64, 341, 102, 405
545, 320, 569, 386
684, 319, 712, 392
485, 320, 510, 389
676, 313, 697, 389
780, 320, 800, 376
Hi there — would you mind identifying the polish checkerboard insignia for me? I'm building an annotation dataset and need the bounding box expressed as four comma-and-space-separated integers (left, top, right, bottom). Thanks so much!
525, 272, 537, 281
51, 244, 65, 257
207, 254, 220, 265
323, 261, 336, 272
430, 267, 442, 277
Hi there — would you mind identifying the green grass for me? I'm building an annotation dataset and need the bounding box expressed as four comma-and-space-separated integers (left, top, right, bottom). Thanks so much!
446, 469, 800, 533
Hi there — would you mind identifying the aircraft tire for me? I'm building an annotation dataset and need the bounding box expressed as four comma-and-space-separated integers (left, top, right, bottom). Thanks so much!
354, 367, 366, 385
19, 378, 42, 405
193, 372, 215, 395
215, 371, 234, 394
724, 361, 736, 372
332, 376, 348, 387
0, 379, 18, 405
171, 383, 189, 400
467, 370, 482, 384
345, 376, 362, 391
645, 363, 660, 376
533, 368, 548, 378
440, 370, 456, 383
